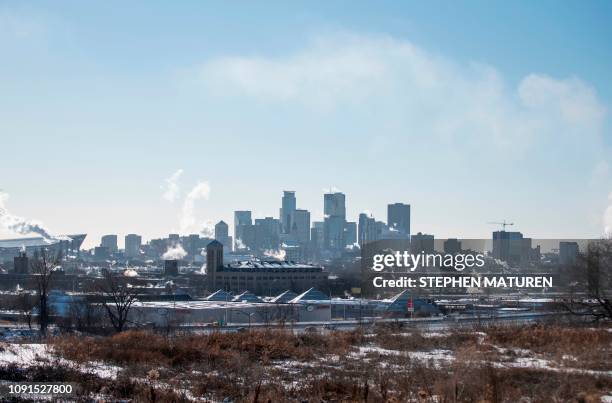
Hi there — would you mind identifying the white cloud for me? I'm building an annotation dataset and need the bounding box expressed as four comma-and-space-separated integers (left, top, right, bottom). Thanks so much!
161, 169, 183, 202
197, 33, 607, 150
193, 33, 611, 237
179, 182, 211, 233
518, 75, 606, 124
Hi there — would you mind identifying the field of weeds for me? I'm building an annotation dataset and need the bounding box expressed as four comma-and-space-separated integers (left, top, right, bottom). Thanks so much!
1, 323, 610, 402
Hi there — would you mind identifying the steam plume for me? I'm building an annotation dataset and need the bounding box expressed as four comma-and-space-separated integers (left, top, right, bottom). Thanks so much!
0, 191, 66, 241
180, 182, 211, 233
161, 169, 183, 202
162, 244, 187, 260
263, 249, 286, 261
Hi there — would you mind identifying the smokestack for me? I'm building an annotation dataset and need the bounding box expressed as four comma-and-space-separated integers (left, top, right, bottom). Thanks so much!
206, 240, 223, 290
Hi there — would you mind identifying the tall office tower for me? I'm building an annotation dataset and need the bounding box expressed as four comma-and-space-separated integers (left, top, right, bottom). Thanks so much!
100, 234, 118, 253
311, 221, 325, 252
125, 234, 142, 258
323, 192, 346, 251
214, 220, 230, 248
234, 210, 252, 249
280, 191, 297, 234
290, 209, 311, 245
387, 203, 411, 237
358, 213, 377, 246
186, 234, 200, 257
324, 192, 346, 217
344, 222, 357, 246
254, 217, 281, 250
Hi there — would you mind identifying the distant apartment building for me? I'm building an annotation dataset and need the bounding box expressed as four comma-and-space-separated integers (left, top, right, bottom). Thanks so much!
411, 232, 435, 254
94, 246, 110, 260
443, 238, 462, 255
125, 234, 142, 258
100, 234, 118, 253
559, 241, 579, 265
492, 231, 540, 266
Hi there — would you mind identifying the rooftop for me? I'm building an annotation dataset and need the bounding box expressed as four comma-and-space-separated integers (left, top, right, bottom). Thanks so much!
221, 260, 322, 272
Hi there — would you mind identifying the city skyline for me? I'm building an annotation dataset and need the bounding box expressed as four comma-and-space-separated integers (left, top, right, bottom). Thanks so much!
1, 1, 611, 247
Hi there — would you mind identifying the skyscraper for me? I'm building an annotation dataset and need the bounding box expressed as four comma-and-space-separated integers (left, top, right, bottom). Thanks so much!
280, 191, 296, 234
125, 234, 142, 258
234, 210, 252, 250
387, 203, 411, 237
323, 192, 346, 251
254, 217, 281, 250
324, 192, 346, 217
344, 221, 357, 246
215, 220, 229, 248
100, 234, 118, 253
291, 209, 311, 245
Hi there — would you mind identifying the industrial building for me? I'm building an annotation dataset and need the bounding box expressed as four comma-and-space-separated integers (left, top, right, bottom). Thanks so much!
124, 287, 437, 327
205, 240, 328, 294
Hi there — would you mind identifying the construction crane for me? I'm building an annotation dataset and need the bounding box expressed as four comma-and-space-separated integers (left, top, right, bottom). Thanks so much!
487, 220, 514, 231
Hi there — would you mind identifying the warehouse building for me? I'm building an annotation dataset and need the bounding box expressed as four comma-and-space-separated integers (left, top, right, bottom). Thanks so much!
205, 240, 327, 294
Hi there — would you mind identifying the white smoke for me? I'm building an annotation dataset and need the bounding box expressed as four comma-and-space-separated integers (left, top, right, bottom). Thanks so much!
161, 169, 183, 202
263, 249, 286, 261
0, 190, 66, 241
323, 186, 342, 193
235, 238, 247, 250
179, 181, 211, 233
200, 263, 207, 274
199, 221, 214, 238
604, 192, 612, 236
162, 244, 187, 260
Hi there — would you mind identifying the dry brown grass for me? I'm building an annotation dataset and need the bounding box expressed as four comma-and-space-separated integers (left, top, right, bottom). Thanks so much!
43, 323, 612, 402
54, 328, 362, 368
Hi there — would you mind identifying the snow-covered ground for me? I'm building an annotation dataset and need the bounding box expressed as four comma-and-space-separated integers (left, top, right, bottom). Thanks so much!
0, 342, 120, 379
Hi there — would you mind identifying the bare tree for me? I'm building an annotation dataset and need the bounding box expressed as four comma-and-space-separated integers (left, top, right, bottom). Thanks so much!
99, 270, 137, 332
561, 239, 612, 321
14, 291, 35, 329
30, 248, 62, 336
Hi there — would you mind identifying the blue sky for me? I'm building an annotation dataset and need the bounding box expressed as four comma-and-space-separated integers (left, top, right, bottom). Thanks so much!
1, 1, 611, 248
